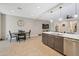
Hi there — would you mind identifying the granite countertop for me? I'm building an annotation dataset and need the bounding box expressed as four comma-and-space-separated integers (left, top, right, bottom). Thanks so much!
43, 32, 79, 40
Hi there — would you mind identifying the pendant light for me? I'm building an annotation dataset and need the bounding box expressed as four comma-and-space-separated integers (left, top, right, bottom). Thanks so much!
50, 19, 53, 31
50, 19, 53, 23
74, 3, 78, 18
59, 6, 63, 21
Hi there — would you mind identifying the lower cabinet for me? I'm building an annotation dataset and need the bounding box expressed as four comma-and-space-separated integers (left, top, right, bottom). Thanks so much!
42, 33, 79, 56
42, 33, 55, 48
74, 40, 79, 56
42, 33, 64, 54
47, 35, 55, 49
64, 38, 79, 56
64, 38, 74, 56
54, 36, 63, 53
42, 33, 48, 45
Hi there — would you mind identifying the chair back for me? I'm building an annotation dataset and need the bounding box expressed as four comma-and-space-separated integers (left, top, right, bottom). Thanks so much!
9, 30, 12, 38
29, 30, 31, 34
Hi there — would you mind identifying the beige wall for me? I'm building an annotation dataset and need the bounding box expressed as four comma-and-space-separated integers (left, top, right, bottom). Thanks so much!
1, 14, 6, 39
0, 13, 1, 39
1, 13, 79, 39
5, 15, 50, 39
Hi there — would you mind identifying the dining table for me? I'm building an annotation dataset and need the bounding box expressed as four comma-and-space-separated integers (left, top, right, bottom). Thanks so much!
12, 32, 28, 41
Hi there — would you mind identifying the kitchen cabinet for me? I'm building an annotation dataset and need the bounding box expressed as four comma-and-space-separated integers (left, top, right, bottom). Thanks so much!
42, 33, 48, 45
42, 32, 79, 56
64, 38, 79, 56
74, 40, 79, 56
42, 33, 64, 54
47, 35, 55, 49
42, 33, 55, 47
54, 36, 63, 53
64, 38, 74, 56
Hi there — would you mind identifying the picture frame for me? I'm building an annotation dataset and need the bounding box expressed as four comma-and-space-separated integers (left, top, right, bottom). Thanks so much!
17, 20, 24, 26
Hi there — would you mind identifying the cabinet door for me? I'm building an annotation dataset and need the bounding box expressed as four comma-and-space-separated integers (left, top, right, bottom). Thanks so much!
64, 38, 79, 56
54, 36, 59, 51
64, 38, 74, 56
42, 33, 48, 45
55, 36, 63, 53
72, 40, 79, 56
58, 36, 63, 53
47, 35, 55, 49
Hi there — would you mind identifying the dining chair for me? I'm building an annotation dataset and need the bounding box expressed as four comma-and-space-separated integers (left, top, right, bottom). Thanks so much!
26, 30, 31, 38
9, 30, 17, 42
17, 32, 26, 41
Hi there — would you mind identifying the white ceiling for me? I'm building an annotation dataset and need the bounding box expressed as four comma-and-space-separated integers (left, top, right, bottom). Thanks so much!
0, 3, 79, 21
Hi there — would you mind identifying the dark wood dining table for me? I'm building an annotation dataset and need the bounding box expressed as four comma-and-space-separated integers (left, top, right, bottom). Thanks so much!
13, 32, 27, 41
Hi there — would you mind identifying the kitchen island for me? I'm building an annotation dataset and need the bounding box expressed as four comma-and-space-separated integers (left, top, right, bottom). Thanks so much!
42, 32, 79, 56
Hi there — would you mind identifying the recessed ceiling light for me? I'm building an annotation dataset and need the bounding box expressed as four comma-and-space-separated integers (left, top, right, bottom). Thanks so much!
74, 14, 78, 18
50, 11, 53, 13
17, 7, 22, 10
32, 15, 34, 16
11, 10, 14, 12
37, 6, 40, 8
50, 20, 53, 23
59, 18, 63, 21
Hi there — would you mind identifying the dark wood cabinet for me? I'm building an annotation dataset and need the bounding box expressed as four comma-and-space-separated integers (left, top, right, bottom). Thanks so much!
47, 35, 55, 49
42, 33, 64, 54
42, 33, 55, 48
42, 33, 48, 45
54, 36, 63, 53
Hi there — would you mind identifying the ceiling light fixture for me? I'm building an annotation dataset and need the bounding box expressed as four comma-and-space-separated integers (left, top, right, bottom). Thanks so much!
11, 10, 14, 12
37, 6, 40, 8
59, 18, 63, 21
50, 19, 53, 31
32, 15, 34, 16
59, 6, 63, 21
74, 3, 78, 18
50, 10, 53, 13
50, 20, 53, 23
74, 14, 78, 18
17, 7, 22, 10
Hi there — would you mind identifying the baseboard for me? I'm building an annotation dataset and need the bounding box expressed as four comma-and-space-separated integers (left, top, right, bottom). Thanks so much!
31, 34, 38, 37
31, 33, 42, 37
